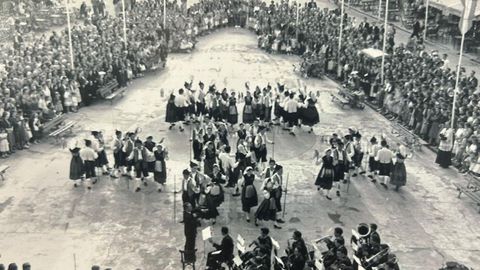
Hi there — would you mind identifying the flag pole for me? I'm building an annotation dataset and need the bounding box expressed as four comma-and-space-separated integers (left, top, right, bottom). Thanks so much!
295, 2, 300, 40
380, 0, 389, 85
121, 0, 127, 48
337, 0, 345, 72
64, 0, 74, 70
163, 0, 167, 28
452, 32, 465, 129
423, 0, 430, 42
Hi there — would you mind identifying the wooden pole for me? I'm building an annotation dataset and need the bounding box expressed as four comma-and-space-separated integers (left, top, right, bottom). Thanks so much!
173, 174, 177, 222
163, 0, 167, 28
64, 0, 74, 69
282, 172, 289, 218
423, 0, 430, 42
121, 0, 127, 48
337, 0, 345, 71
380, 0, 389, 85
73, 253, 77, 270
452, 32, 465, 129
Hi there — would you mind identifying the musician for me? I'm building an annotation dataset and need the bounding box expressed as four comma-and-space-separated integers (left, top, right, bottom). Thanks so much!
251, 227, 273, 268
206, 226, 234, 269
323, 238, 348, 269
368, 223, 382, 255
316, 227, 344, 250
376, 254, 400, 270
286, 231, 308, 259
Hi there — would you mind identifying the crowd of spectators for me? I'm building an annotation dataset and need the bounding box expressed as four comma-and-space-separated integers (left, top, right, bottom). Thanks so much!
248, 0, 479, 174
0, 262, 30, 270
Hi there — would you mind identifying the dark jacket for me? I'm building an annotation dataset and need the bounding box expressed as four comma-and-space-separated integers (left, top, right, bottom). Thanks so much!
213, 234, 234, 262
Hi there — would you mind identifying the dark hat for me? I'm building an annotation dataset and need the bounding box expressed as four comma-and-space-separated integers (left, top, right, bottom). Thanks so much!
199, 81, 204, 86
184, 81, 190, 88
70, 147, 80, 153
370, 136, 377, 143
115, 130, 122, 136
91, 131, 99, 136
135, 139, 142, 144
146, 135, 153, 140
269, 158, 276, 164
182, 169, 190, 175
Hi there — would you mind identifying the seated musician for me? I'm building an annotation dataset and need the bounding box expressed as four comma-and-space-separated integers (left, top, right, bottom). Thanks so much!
249, 227, 273, 268
286, 230, 308, 259
368, 223, 382, 255
206, 226, 234, 269
376, 253, 400, 270
322, 238, 349, 269
239, 247, 270, 270
316, 227, 345, 250
288, 247, 307, 270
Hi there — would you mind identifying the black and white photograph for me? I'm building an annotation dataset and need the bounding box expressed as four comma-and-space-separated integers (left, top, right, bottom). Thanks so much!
0, 0, 479, 269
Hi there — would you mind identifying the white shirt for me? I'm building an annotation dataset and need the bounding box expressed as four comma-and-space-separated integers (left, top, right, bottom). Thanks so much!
80, 147, 98, 161
285, 99, 299, 113
174, 94, 188, 108
376, 147, 394, 164
218, 152, 236, 172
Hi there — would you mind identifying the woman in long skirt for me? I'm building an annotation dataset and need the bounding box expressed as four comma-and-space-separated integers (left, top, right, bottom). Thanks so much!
390, 153, 406, 191
153, 145, 168, 192
240, 167, 258, 223
166, 94, 177, 129
70, 147, 84, 187
227, 95, 238, 125
243, 92, 255, 124
255, 173, 282, 229
314, 149, 335, 200
203, 141, 216, 176
301, 98, 319, 133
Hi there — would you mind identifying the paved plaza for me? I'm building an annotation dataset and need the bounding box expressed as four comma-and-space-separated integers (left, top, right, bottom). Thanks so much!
0, 28, 479, 269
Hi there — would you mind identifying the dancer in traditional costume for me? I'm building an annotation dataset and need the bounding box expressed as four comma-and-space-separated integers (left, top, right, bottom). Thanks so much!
123, 132, 135, 177
332, 141, 347, 197
203, 141, 217, 176
144, 136, 157, 173
69, 146, 84, 187
262, 159, 284, 223
127, 139, 150, 192
174, 88, 189, 132
111, 130, 125, 178
79, 139, 98, 190
314, 149, 335, 200
300, 97, 319, 133
255, 172, 282, 229
191, 120, 204, 162
375, 140, 394, 189
367, 137, 380, 181
153, 143, 168, 192
92, 131, 110, 178
243, 91, 255, 124
227, 93, 238, 126
240, 166, 258, 223
284, 92, 300, 136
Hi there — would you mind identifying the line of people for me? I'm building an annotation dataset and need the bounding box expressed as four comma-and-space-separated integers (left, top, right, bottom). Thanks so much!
69, 130, 169, 192
165, 80, 319, 136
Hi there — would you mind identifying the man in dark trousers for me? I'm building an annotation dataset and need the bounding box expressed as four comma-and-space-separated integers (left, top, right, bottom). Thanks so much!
206, 226, 234, 269
183, 202, 200, 262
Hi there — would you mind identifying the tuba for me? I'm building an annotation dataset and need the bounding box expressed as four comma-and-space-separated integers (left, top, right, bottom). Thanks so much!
351, 223, 371, 252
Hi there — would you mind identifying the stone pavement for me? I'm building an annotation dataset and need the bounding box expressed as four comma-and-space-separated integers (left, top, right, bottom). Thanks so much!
0, 28, 479, 269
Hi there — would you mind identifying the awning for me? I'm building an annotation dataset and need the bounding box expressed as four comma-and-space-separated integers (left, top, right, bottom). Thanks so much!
360, 48, 387, 59
429, 0, 480, 18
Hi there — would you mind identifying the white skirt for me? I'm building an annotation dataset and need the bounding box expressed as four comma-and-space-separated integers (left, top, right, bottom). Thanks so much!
0, 137, 9, 152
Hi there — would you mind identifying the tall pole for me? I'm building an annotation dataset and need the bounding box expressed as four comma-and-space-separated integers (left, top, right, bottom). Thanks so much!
452, 32, 465, 129
423, 0, 430, 42
163, 0, 167, 28
337, 0, 345, 70
64, 0, 74, 70
296, 2, 300, 40
380, 0, 389, 85
121, 0, 127, 48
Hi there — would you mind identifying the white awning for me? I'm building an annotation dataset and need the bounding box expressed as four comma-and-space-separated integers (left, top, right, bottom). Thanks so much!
429, 0, 480, 18
360, 48, 387, 59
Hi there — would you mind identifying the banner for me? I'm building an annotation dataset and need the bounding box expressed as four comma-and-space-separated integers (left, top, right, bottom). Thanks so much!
459, 0, 478, 34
